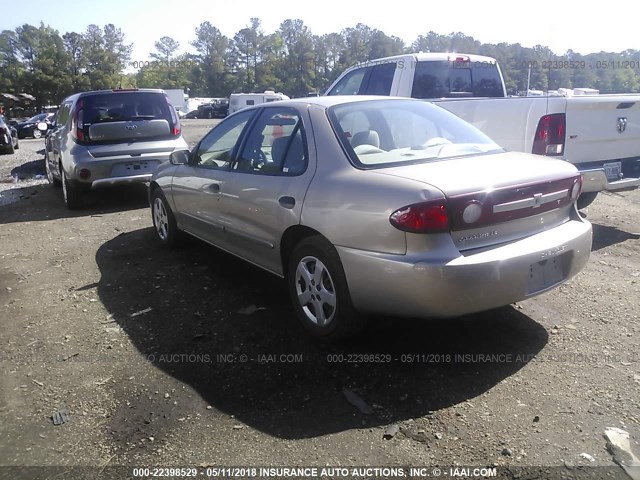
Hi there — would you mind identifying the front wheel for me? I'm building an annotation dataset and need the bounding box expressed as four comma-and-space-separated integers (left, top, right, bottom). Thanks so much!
151, 188, 180, 248
577, 192, 598, 210
287, 236, 366, 341
32, 129, 42, 139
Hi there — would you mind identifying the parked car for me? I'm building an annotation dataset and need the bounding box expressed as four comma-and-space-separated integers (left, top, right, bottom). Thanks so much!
43, 88, 188, 209
0, 115, 19, 154
15, 112, 55, 139
149, 96, 592, 340
326, 53, 640, 208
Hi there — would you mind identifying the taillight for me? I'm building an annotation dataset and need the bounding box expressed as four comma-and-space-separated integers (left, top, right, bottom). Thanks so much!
389, 200, 450, 233
532, 113, 565, 156
165, 95, 181, 136
72, 99, 85, 142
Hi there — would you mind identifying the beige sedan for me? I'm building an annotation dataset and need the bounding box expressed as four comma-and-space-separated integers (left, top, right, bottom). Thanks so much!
150, 96, 592, 340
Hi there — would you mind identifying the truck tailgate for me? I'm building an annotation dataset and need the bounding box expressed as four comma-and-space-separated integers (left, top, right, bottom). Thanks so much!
564, 95, 640, 164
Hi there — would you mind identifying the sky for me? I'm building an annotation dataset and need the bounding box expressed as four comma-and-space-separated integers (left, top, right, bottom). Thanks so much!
1, 0, 636, 63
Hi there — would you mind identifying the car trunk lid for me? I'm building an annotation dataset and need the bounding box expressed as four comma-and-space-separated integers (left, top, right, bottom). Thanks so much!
375, 151, 581, 250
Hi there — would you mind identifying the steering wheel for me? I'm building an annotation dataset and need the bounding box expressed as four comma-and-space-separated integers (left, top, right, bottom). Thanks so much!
251, 149, 268, 169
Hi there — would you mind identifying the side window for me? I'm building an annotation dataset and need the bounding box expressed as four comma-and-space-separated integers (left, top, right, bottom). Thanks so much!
327, 67, 370, 95
363, 63, 396, 95
192, 109, 255, 169
56, 103, 72, 126
235, 107, 307, 175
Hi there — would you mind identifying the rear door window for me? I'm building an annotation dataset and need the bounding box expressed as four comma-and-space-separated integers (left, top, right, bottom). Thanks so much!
363, 62, 396, 95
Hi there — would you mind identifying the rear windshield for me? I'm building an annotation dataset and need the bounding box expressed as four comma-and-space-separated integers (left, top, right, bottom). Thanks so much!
328, 99, 502, 169
81, 92, 174, 125
411, 60, 504, 99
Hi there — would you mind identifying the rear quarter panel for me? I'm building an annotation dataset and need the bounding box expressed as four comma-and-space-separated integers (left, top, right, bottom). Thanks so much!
303, 105, 445, 255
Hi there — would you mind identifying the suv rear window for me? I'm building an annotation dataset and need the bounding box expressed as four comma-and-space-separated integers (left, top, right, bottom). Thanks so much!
78, 91, 179, 144
82, 92, 173, 124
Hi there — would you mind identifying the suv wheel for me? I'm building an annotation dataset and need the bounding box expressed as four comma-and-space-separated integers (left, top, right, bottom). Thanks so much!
61, 169, 82, 209
45, 155, 61, 187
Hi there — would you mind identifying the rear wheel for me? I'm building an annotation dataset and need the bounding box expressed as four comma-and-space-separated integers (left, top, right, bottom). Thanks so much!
61, 168, 82, 209
577, 192, 598, 210
4, 142, 14, 154
45, 155, 61, 187
287, 236, 367, 341
151, 188, 180, 248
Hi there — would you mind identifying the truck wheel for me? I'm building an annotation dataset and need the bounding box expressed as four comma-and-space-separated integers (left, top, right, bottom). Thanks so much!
287, 236, 367, 341
577, 192, 598, 210
61, 169, 83, 209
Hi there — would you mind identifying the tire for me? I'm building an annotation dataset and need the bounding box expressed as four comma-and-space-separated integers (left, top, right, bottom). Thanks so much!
14, 139, 19, 150
151, 188, 180, 248
287, 236, 367, 341
4, 142, 14, 154
61, 168, 83, 209
32, 129, 42, 139
45, 154, 61, 188
577, 192, 598, 210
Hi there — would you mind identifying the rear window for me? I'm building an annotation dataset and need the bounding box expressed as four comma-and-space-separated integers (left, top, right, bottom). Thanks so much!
81, 92, 173, 124
76, 91, 179, 144
412, 60, 504, 99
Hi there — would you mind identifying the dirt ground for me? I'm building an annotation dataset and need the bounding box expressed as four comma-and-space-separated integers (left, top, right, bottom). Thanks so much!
0, 121, 638, 479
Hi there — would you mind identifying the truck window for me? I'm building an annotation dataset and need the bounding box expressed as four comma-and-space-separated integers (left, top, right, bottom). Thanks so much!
363, 63, 396, 95
411, 60, 503, 99
327, 67, 370, 95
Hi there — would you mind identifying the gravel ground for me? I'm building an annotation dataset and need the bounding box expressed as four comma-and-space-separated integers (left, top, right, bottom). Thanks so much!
0, 122, 638, 479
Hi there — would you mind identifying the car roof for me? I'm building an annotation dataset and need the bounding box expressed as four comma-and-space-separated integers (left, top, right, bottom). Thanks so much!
63, 88, 167, 103
248, 95, 419, 110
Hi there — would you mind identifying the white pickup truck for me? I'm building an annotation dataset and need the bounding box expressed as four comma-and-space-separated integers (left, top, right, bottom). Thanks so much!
325, 53, 640, 207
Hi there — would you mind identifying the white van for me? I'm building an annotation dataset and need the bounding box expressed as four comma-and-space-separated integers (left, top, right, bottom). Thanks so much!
228, 91, 289, 115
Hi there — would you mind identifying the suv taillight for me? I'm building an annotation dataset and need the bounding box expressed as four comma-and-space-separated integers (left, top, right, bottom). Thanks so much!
71, 99, 85, 142
165, 95, 181, 136
532, 113, 565, 156
389, 200, 450, 233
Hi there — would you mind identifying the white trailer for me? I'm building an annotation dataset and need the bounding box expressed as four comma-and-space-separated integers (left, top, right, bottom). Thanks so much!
228, 91, 289, 115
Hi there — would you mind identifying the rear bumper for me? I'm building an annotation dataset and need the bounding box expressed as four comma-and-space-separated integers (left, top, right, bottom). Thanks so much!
337, 218, 592, 319
91, 174, 152, 188
579, 158, 640, 193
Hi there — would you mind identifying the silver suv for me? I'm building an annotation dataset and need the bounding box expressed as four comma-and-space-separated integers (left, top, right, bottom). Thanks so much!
44, 89, 188, 208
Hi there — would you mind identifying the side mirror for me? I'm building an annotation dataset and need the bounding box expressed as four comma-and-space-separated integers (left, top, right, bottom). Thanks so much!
36, 122, 48, 131
170, 150, 190, 165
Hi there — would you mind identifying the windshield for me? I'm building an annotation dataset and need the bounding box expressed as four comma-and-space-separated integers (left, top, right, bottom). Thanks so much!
328, 99, 503, 168
26, 114, 47, 123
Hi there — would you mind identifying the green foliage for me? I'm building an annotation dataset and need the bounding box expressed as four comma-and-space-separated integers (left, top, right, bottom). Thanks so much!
2, 19, 640, 110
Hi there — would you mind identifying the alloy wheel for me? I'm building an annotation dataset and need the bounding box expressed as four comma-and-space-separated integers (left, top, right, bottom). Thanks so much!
295, 255, 337, 326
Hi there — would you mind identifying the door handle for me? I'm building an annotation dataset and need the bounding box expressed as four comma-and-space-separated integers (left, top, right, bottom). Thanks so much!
206, 183, 220, 193
278, 196, 295, 209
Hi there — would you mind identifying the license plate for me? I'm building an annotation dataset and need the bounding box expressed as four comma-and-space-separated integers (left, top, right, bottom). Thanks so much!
111, 161, 157, 177
527, 255, 566, 295
603, 161, 622, 182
